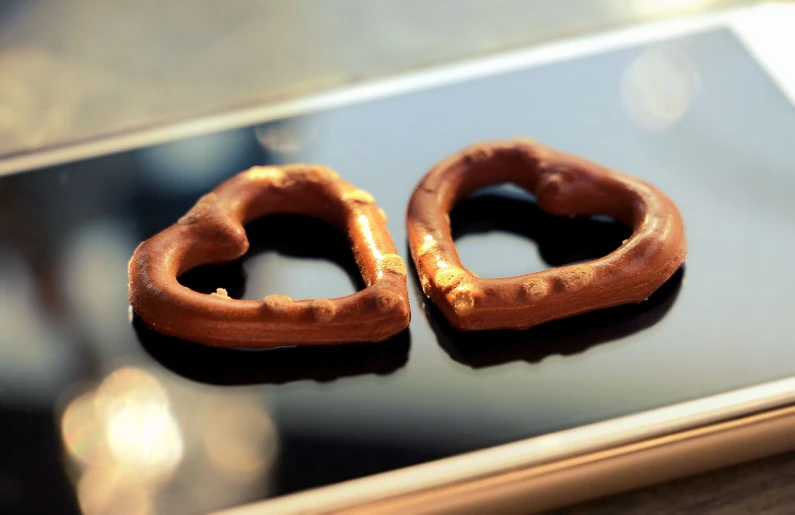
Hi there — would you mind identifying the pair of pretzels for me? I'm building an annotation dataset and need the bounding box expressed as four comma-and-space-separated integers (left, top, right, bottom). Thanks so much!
128, 139, 686, 348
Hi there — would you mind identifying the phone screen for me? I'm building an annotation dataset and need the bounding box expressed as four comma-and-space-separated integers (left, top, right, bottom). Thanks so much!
2, 28, 794, 514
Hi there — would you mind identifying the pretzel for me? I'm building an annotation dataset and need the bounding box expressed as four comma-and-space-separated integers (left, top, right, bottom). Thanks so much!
129, 165, 410, 348
407, 139, 686, 331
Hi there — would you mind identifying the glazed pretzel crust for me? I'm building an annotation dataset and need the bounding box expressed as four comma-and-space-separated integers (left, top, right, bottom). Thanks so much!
129, 165, 410, 348
407, 139, 686, 331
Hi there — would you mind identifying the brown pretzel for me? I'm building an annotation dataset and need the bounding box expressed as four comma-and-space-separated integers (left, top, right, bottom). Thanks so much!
129, 165, 410, 348
407, 139, 686, 331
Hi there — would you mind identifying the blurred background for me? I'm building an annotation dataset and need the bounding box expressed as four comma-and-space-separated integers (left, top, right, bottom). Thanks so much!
0, 0, 749, 159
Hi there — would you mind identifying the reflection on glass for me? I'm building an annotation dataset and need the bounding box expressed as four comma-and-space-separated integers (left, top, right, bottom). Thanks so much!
61, 392, 102, 467
255, 121, 306, 155
621, 47, 700, 131
60, 366, 280, 513
78, 464, 153, 515
61, 367, 184, 514
98, 368, 183, 474
137, 130, 252, 192
62, 221, 136, 355
201, 396, 277, 478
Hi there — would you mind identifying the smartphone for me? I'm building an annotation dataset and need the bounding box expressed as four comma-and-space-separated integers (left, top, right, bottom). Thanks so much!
2, 3, 794, 514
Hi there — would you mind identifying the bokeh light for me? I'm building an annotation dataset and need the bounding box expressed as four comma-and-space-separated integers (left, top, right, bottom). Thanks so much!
96, 368, 183, 476
61, 367, 185, 514
60, 366, 280, 513
202, 396, 277, 479
78, 464, 154, 515
61, 391, 103, 467
621, 47, 700, 131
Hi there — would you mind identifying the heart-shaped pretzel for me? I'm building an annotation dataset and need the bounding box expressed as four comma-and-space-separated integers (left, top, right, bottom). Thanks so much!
129, 165, 410, 348
407, 139, 686, 331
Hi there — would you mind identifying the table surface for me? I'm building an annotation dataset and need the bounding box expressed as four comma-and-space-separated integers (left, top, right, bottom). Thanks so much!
557, 450, 795, 514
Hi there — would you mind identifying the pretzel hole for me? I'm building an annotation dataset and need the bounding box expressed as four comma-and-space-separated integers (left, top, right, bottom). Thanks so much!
178, 214, 365, 300
450, 185, 631, 278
